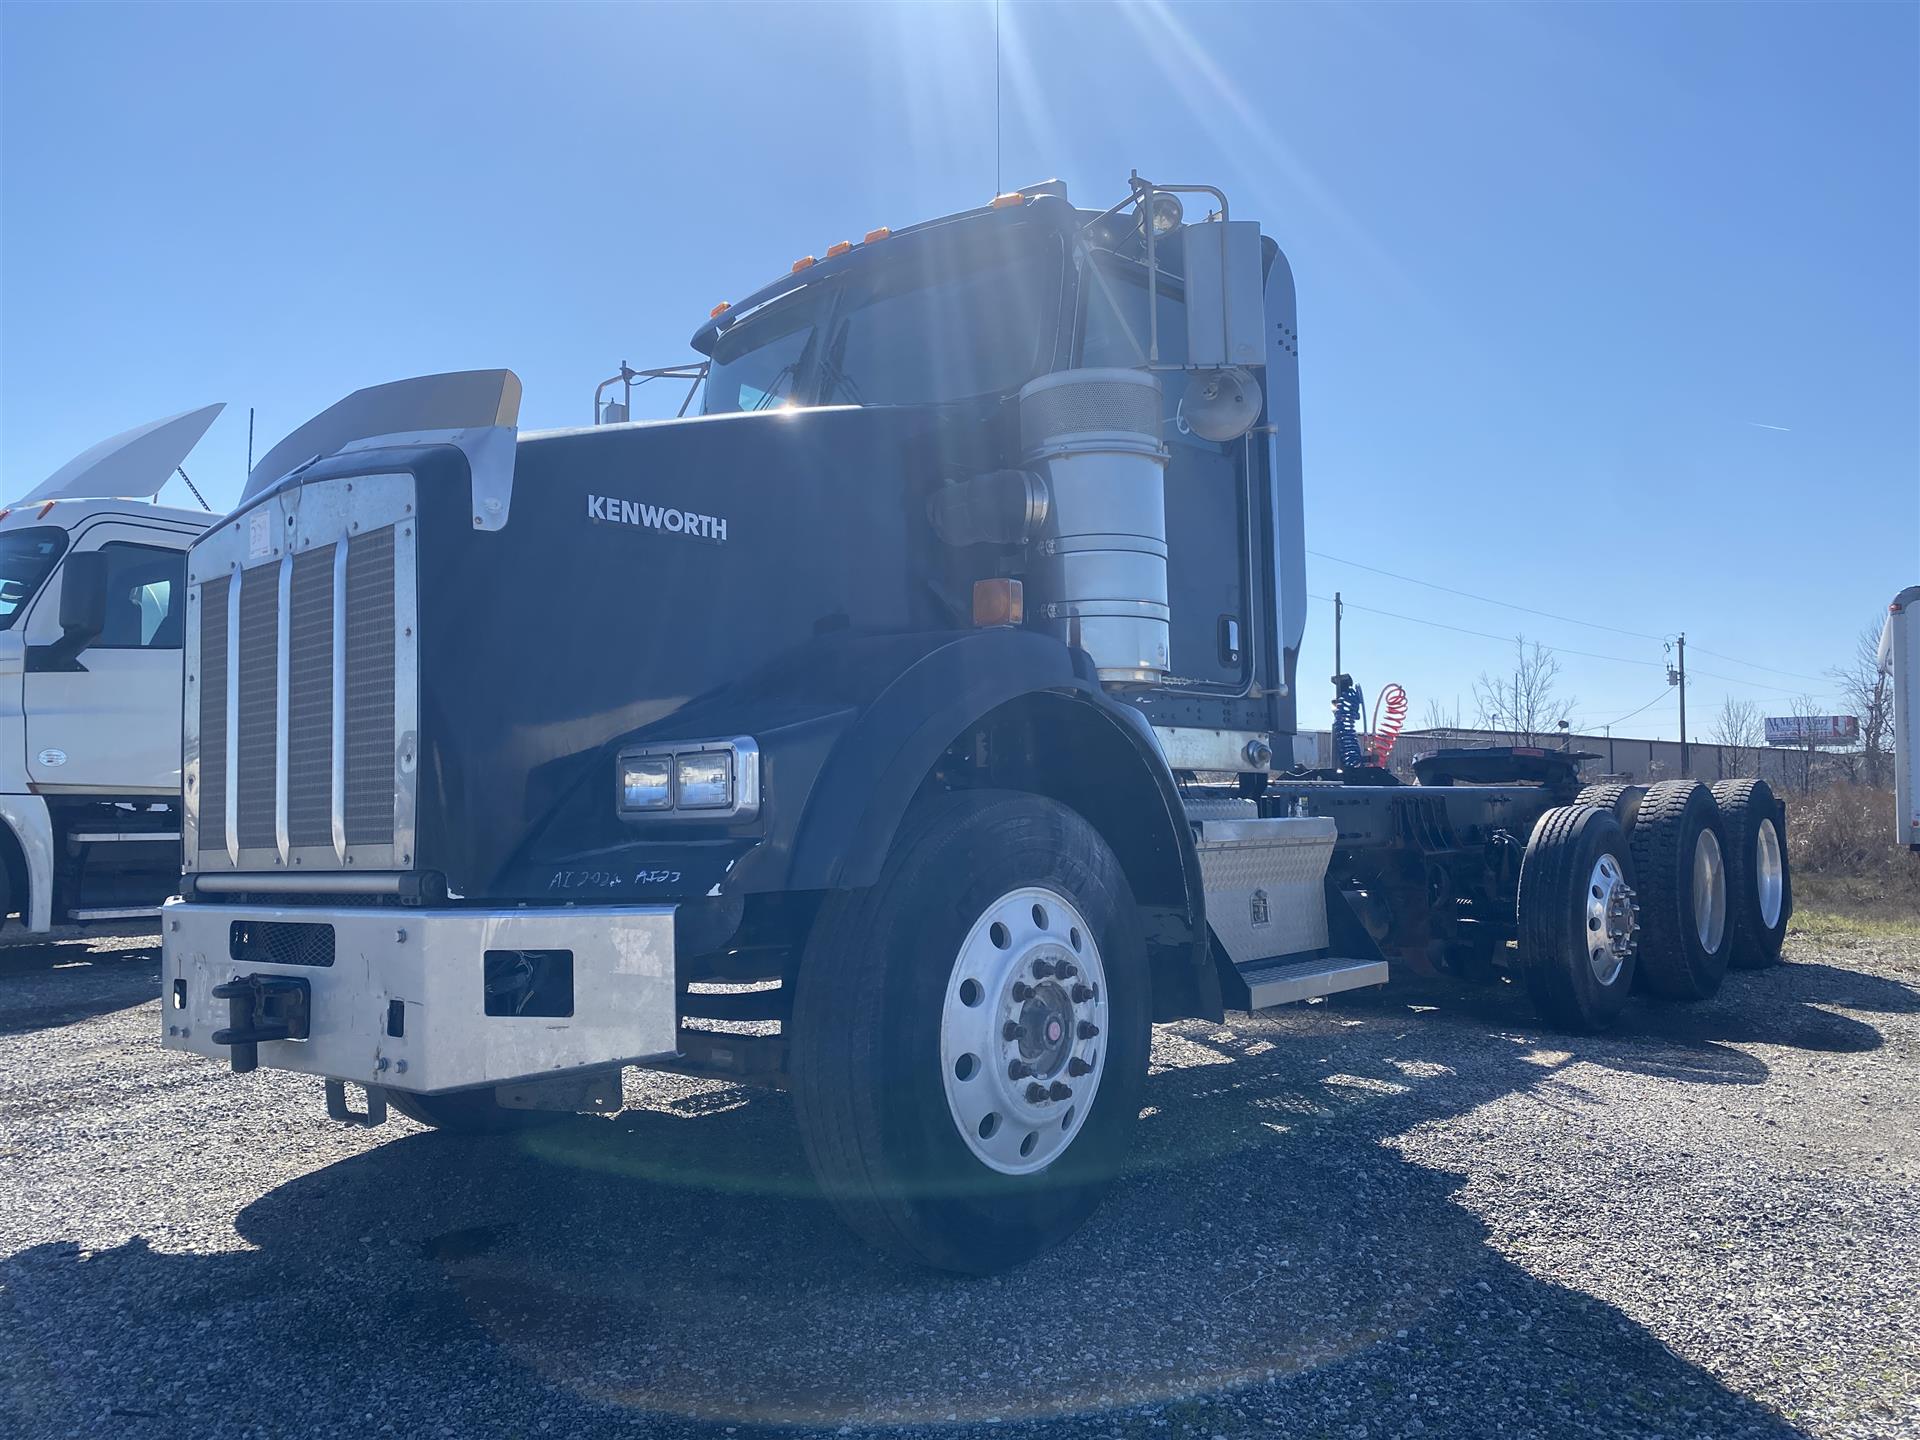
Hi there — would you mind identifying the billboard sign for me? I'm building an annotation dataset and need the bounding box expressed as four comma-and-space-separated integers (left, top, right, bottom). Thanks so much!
1765, 714, 1859, 747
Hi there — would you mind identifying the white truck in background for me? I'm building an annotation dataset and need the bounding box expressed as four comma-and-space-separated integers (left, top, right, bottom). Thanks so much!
0, 404, 223, 933
1880, 586, 1920, 851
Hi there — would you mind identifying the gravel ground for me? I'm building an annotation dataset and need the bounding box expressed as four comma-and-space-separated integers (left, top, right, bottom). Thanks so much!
2, 921, 1916, 1440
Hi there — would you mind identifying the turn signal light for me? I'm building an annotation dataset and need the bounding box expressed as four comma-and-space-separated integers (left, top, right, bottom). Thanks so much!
825, 240, 852, 258
863, 226, 891, 244
973, 578, 1024, 628
990, 191, 1026, 209
792, 255, 816, 272
709, 301, 731, 318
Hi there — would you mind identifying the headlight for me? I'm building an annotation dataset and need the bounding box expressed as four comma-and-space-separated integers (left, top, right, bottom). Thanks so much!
675, 752, 733, 810
620, 756, 673, 811
615, 738, 760, 821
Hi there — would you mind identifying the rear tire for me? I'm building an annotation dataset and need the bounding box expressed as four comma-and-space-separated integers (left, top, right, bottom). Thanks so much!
1711, 779, 1791, 969
1575, 782, 1647, 830
1518, 805, 1639, 1032
1628, 780, 1732, 1001
380, 1086, 566, 1134
790, 790, 1151, 1274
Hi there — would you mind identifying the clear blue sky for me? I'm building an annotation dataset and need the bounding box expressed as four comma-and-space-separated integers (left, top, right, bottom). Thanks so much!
3, 1, 1914, 740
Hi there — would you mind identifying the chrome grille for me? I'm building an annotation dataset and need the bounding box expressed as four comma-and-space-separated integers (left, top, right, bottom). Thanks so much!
186, 473, 417, 875
197, 576, 230, 856
344, 528, 397, 846
285, 548, 335, 849
234, 571, 279, 850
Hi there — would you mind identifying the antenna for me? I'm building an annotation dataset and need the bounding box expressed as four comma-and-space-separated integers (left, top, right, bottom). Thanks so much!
175, 465, 212, 512
246, 406, 255, 475
994, 0, 1002, 195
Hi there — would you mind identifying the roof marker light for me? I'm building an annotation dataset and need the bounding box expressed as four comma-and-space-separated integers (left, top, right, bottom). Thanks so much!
791, 255, 816, 272
825, 240, 853, 258
990, 191, 1026, 209
710, 301, 731, 319
863, 226, 891, 244
36, 501, 56, 518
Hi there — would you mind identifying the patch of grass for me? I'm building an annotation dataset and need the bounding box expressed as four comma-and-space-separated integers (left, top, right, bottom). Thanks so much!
1790, 907, 1920, 943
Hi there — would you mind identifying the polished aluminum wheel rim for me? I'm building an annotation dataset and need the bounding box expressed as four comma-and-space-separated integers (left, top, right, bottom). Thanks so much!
1585, 852, 1637, 987
1755, 818, 1784, 929
939, 886, 1108, 1176
1693, 828, 1728, 953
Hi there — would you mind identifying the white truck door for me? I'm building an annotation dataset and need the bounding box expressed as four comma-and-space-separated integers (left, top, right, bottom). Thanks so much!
22, 527, 190, 793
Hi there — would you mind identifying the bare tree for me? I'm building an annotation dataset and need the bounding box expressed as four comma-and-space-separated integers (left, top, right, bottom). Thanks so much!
1784, 692, 1824, 795
1711, 696, 1762, 779
1473, 637, 1575, 745
1419, 697, 1464, 744
1830, 619, 1894, 788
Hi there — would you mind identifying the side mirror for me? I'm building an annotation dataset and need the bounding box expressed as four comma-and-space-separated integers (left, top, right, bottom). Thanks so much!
57, 551, 109, 650
1180, 220, 1267, 372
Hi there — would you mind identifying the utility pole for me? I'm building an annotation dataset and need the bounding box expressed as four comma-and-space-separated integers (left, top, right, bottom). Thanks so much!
1667, 632, 1689, 778
1333, 591, 1343, 677
1677, 632, 1688, 777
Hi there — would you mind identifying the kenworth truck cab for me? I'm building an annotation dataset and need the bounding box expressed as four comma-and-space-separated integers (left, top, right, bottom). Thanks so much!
0, 404, 222, 932
161, 176, 1790, 1271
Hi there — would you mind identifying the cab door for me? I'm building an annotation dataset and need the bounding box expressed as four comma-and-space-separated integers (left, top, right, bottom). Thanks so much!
22, 525, 191, 792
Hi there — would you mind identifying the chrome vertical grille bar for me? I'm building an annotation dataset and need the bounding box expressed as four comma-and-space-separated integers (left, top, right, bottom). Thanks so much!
274, 552, 292, 865
225, 568, 242, 867
330, 535, 349, 863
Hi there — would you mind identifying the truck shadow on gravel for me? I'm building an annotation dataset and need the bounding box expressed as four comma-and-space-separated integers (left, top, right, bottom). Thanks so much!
0, 936, 158, 1036
9, 960, 1900, 1438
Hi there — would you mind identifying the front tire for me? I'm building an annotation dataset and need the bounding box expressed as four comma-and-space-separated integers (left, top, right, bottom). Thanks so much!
790, 790, 1151, 1273
1711, 779, 1791, 969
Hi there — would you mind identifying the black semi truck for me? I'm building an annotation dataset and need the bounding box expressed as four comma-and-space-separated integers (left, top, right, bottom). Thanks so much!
162, 174, 1792, 1272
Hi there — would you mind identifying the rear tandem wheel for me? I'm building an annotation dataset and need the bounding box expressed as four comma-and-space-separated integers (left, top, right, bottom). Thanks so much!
1517, 804, 1641, 1032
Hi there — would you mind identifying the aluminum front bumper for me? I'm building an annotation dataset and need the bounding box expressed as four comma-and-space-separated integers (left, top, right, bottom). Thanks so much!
160, 902, 677, 1092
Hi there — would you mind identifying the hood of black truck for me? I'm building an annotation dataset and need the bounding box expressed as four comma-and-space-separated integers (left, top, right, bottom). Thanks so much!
410, 401, 1002, 901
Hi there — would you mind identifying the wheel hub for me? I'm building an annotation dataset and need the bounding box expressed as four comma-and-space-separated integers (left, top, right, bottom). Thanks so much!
1693, 828, 1728, 953
940, 887, 1109, 1175
1755, 817, 1784, 929
1586, 852, 1638, 987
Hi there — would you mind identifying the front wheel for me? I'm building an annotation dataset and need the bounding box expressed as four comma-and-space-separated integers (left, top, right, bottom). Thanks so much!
790, 790, 1151, 1273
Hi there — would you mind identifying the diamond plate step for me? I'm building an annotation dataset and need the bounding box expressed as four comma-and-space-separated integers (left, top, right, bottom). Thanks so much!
1237, 955, 1388, 1009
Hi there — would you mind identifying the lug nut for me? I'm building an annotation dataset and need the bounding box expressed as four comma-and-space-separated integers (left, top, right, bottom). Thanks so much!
1048, 1081, 1072, 1101
1070, 983, 1094, 1003
1010, 981, 1034, 1002
1031, 959, 1056, 979
1008, 1059, 1032, 1080
1055, 960, 1078, 980
1025, 1082, 1048, 1104
1077, 1021, 1100, 1039
1002, 1021, 1022, 1041
1068, 1057, 1093, 1077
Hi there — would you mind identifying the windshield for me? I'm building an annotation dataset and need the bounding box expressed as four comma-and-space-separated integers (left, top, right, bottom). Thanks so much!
0, 525, 68, 631
702, 225, 1061, 414
703, 293, 822, 414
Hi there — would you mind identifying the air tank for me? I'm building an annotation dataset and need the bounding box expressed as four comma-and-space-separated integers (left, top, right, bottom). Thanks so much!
1019, 368, 1169, 685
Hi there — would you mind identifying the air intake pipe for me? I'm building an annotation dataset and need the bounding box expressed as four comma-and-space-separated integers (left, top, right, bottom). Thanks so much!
1018, 368, 1169, 686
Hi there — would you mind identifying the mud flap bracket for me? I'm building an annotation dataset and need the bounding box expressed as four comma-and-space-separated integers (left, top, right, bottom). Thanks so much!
324, 1079, 389, 1127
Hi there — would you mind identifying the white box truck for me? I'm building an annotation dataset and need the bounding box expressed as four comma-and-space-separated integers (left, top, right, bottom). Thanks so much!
0, 404, 223, 932
1880, 586, 1920, 850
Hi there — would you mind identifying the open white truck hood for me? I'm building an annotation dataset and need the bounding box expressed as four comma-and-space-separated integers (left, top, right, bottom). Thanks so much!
11, 402, 225, 506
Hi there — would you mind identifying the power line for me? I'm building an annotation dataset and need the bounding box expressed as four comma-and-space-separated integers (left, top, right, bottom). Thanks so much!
1309, 549, 1663, 642
1601, 688, 1675, 727
1682, 643, 1827, 685
1309, 593, 1662, 669
1311, 592, 1832, 703
1308, 547, 1830, 686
